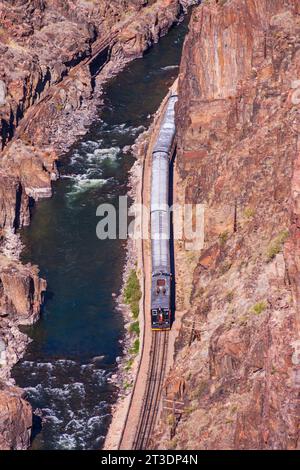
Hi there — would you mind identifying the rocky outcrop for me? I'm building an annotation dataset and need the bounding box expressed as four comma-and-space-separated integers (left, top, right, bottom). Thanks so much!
114, 0, 183, 60
0, 382, 32, 450
153, 0, 300, 450
0, 0, 195, 237
0, 255, 45, 450
0, 0, 162, 145
0, 255, 46, 325
0, 0, 193, 152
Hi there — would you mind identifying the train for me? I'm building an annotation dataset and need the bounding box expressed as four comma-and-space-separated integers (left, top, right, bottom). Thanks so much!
150, 93, 177, 331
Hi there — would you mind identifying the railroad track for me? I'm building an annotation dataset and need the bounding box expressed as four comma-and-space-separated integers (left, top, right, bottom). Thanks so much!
133, 331, 169, 450
117, 91, 174, 451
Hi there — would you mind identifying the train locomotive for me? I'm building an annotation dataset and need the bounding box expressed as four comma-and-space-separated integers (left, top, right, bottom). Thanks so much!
150, 93, 177, 331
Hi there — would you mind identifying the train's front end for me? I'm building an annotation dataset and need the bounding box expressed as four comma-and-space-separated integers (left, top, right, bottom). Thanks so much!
151, 274, 171, 330
150, 210, 171, 331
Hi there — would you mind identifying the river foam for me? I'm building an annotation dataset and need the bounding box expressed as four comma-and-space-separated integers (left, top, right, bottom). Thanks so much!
22, 359, 111, 450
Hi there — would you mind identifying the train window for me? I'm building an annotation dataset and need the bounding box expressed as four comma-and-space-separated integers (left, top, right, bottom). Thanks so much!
157, 279, 166, 287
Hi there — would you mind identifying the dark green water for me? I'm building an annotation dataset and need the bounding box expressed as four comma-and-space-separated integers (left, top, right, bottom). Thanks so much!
12, 18, 188, 450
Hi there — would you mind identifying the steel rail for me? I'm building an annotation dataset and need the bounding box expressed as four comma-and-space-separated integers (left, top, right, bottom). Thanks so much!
133, 332, 161, 449
133, 331, 169, 449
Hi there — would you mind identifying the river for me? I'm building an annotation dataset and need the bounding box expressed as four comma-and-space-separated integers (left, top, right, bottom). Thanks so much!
12, 17, 189, 450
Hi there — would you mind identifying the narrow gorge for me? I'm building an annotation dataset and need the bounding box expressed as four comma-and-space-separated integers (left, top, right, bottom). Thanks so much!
0, 0, 299, 453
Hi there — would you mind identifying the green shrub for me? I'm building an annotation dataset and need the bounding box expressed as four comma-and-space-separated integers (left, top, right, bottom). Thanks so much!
129, 338, 140, 355
125, 358, 134, 371
239, 315, 248, 326
184, 405, 196, 415
250, 301, 267, 315
266, 229, 289, 261
243, 207, 255, 219
167, 438, 178, 450
167, 414, 176, 426
123, 380, 133, 390
131, 303, 139, 320
203, 0, 228, 8
129, 320, 140, 336
55, 102, 64, 112
219, 231, 229, 246
124, 269, 142, 319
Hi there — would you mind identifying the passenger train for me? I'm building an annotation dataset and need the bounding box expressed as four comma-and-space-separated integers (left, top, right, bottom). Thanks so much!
150, 93, 177, 331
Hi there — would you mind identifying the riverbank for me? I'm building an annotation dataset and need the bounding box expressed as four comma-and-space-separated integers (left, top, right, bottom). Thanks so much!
103, 156, 145, 450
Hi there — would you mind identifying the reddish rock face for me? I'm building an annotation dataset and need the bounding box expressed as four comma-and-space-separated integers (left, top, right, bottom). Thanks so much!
0, 173, 25, 231
0, 382, 32, 450
116, 0, 182, 59
0, 0, 191, 238
0, 0, 197, 451
0, 254, 46, 419
154, 0, 300, 450
0, 256, 46, 325
0, 0, 189, 154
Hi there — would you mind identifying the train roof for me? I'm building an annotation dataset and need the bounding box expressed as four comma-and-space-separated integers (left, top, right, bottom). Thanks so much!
151, 273, 171, 310
152, 95, 177, 155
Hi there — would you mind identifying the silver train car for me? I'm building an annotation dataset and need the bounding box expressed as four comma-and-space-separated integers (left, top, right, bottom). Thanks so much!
150, 93, 177, 330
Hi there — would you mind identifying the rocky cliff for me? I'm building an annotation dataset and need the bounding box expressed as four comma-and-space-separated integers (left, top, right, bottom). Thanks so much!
154, 0, 300, 450
0, 382, 32, 450
0, 0, 197, 450
0, 0, 192, 234
0, 253, 46, 449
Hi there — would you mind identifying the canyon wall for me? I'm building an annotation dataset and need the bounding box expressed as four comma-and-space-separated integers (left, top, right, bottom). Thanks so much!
0, 382, 32, 450
154, 0, 300, 449
0, 254, 46, 450
0, 0, 190, 236
0, 0, 195, 239
0, 0, 197, 449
